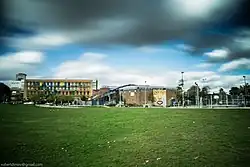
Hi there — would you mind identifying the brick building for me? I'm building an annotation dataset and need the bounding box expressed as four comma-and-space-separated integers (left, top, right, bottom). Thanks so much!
121, 86, 176, 107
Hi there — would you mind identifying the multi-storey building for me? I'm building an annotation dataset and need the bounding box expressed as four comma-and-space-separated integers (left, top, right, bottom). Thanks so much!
24, 79, 96, 99
0, 73, 27, 102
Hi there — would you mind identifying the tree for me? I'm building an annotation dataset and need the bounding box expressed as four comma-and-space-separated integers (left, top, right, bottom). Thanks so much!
46, 95, 56, 103
30, 94, 41, 104
229, 87, 241, 97
81, 95, 88, 101
56, 95, 64, 105
200, 86, 210, 105
219, 88, 227, 103
239, 84, 250, 106
200, 86, 210, 98
176, 86, 183, 103
54, 95, 72, 105
239, 83, 250, 96
65, 96, 74, 103
187, 85, 200, 105
81, 95, 88, 105
0, 83, 11, 103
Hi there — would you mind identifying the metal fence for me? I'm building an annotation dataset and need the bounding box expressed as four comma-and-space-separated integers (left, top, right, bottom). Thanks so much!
184, 95, 249, 107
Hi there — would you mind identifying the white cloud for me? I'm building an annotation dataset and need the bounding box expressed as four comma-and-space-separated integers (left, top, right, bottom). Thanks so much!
52, 52, 246, 92
196, 63, 213, 68
0, 51, 44, 79
53, 52, 179, 87
5, 34, 71, 50
204, 48, 230, 59
53, 52, 111, 79
218, 58, 250, 72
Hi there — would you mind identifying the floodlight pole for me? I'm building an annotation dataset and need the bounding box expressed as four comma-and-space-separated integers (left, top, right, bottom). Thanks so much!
201, 78, 207, 108
195, 82, 199, 108
181, 72, 185, 108
243, 76, 247, 107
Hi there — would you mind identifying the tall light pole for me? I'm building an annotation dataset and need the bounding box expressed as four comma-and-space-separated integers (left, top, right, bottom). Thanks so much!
201, 78, 207, 107
243, 76, 247, 107
181, 72, 185, 107
144, 81, 147, 107
195, 82, 199, 108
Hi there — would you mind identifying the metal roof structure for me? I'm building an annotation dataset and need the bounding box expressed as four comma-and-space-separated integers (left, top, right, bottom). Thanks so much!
94, 84, 176, 99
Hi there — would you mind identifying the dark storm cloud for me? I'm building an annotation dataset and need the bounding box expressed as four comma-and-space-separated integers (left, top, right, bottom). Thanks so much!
1, 0, 250, 61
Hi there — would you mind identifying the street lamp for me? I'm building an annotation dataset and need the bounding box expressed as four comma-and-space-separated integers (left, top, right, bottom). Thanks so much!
243, 76, 247, 107
201, 78, 207, 107
181, 72, 185, 107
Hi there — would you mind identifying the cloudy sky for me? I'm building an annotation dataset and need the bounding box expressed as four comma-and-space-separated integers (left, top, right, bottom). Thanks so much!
1, 0, 250, 92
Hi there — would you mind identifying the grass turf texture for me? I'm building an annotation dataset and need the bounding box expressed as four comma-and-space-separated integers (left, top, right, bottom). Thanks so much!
0, 105, 250, 167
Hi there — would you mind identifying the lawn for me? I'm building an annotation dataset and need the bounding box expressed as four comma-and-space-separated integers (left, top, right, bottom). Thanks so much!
0, 105, 250, 167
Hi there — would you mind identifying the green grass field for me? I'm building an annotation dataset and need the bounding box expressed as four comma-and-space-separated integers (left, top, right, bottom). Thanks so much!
1, 105, 250, 167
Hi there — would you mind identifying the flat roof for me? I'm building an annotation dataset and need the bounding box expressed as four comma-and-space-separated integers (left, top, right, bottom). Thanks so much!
114, 85, 175, 90
26, 78, 93, 82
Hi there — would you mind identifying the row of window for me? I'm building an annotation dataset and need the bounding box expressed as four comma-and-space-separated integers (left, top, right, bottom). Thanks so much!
27, 86, 91, 91
27, 82, 91, 87
28, 91, 91, 96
